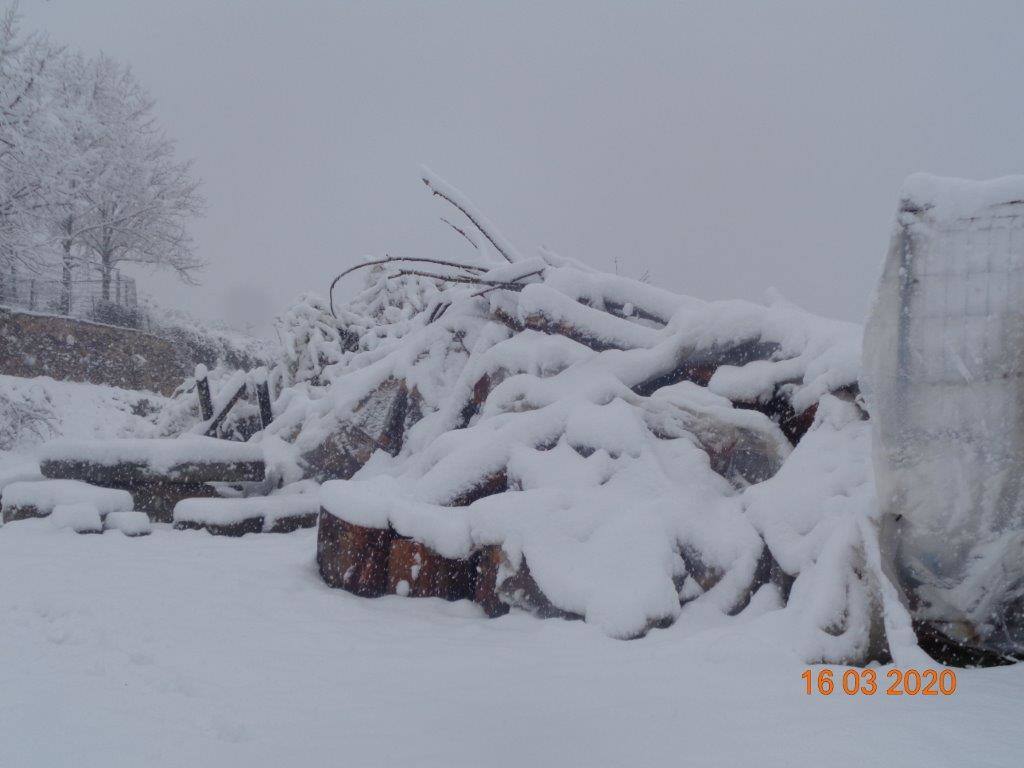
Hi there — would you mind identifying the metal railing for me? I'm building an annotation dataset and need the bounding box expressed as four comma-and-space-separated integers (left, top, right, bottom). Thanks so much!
0, 265, 141, 328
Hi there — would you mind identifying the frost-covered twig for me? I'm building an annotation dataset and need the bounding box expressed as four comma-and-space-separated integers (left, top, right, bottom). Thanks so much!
420, 165, 523, 264
389, 268, 542, 292
328, 255, 486, 317
440, 217, 478, 250
470, 268, 545, 298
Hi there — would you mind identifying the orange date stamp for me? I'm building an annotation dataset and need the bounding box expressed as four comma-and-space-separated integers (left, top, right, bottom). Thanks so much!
802, 668, 957, 696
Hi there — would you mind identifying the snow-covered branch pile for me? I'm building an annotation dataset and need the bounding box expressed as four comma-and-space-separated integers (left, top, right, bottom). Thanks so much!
257, 169, 901, 662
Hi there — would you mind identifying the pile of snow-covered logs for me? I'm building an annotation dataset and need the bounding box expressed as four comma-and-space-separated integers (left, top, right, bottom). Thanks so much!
295, 168, 871, 648
311, 328, 845, 631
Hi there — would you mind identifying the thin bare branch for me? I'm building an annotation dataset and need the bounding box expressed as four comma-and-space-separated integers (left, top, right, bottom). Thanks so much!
328, 255, 486, 317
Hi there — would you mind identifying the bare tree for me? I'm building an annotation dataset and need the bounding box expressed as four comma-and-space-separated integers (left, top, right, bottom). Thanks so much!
70, 54, 205, 300
1, 8, 205, 312
0, 5, 64, 281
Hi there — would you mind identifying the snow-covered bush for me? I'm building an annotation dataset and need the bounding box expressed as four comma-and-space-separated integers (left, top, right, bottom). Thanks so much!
274, 293, 350, 387
0, 374, 168, 453
137, 297, 273, 373
0, 388, 56, 451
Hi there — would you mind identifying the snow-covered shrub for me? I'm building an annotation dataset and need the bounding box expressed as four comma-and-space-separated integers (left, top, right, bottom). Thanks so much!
0, 388, 57, 451
274, 293, 350, 387
0, 374, 168, 453
137, 297, 273, 373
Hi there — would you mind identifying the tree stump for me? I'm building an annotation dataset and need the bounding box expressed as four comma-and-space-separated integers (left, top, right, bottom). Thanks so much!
316, 510, 393, 597
386, 538, 475, 600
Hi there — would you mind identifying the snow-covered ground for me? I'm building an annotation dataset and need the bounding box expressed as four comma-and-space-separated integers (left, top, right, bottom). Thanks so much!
1, 522, 1021, 768
0, 374, 170, 451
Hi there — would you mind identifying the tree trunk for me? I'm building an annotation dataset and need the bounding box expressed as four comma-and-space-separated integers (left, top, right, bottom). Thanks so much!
101, 254, 112, 302
61, 216, 73, 315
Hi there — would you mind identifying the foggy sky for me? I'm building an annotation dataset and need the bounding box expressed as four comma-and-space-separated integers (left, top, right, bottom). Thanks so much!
20, 0, 1024, 334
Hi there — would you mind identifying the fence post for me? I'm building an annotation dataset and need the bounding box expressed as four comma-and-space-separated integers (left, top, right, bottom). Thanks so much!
195, 363, 214, 421
253, 367, 273, 429
115, 271, 122, 305
61, 259, 72, 315
28, 279, 35, 310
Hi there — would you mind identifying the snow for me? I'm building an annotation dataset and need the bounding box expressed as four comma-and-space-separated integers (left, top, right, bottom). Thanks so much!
744, 396, 871, 577
0, 373, 171, 451
48, 502, 103, 533
173, 493, 319, 531
0, 455, 42, 491
321, 379, 792, 639
0, 524, 1020, 768
2, 164, 1022, 763
302, 247, 871, 644
900, 173, 1024, 220
40, 436, 264, 474
1, 479, 133, 518
104, 510, 152, 536
291, 239, 868, 644
420, 165, 525, 264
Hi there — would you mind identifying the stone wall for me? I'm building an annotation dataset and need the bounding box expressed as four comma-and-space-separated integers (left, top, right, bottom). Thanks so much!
0, 307, 194, 395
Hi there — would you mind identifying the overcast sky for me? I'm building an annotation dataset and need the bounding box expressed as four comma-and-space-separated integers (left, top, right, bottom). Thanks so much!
20, 0, 1024, 333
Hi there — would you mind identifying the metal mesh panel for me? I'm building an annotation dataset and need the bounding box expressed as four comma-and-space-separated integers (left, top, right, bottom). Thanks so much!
0, 264, 140, 327
865, 189, 1024, 659
905, 211, 1024, 385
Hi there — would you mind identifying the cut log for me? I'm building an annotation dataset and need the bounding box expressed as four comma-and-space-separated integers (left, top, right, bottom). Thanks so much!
132, 481, 221, 523
316, 510, 393, 597
497, 557, 578, 620
174, 495, 320, 535
266, 511, 318, 533
301, 378, 424, 481
174, 515, 264, 537
40, 458, 264, 486
386, 538, 475, 600
472, 545, 510, 618
633, 339, 782, 396
446, 469, 508, 507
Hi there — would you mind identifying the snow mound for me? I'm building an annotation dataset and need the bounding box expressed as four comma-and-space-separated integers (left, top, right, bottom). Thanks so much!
49, 502, 103, 533
174, 493, 319, 532
0, 374, 171, 453
0, 457, 42, 493
900, 172, 1024, 220
2, 479, 133, 520
104, 510, 152, 537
